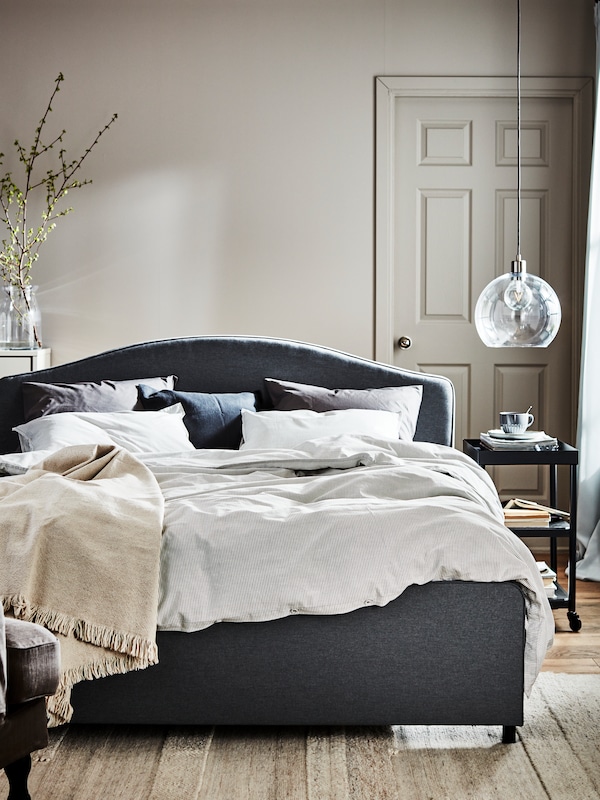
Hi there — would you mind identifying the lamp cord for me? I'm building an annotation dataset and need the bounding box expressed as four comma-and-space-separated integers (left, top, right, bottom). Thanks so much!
516, 0, 522, 261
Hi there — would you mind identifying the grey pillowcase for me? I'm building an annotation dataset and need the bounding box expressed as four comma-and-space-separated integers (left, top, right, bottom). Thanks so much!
137, 386, 257, 449
264, 378, 423, 440
23, 376, 177, 421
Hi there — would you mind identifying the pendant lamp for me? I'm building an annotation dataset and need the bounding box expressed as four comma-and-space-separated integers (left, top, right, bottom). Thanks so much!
474, 0, 561, 348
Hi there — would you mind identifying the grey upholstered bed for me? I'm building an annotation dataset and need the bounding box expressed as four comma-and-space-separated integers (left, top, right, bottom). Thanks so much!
0, 336, 538, 742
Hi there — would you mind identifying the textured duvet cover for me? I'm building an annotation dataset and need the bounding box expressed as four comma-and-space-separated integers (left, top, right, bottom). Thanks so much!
139, 435, 554, 693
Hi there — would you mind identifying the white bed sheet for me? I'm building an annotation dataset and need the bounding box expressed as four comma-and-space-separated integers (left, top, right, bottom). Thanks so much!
138, 434, 554, 693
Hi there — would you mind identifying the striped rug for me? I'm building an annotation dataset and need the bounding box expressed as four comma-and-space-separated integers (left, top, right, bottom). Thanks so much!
4, 673, 599, 799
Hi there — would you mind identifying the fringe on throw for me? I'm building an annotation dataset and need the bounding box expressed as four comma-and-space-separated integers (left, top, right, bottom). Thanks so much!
3, 594, 159, 727
47, 651, 156, 727
2, 594, 158, 663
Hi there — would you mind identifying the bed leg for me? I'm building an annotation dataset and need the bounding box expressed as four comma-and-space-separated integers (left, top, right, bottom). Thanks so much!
502, 725, 517, 744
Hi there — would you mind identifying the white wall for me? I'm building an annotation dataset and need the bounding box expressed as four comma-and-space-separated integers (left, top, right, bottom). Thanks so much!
1, 0, 594, 364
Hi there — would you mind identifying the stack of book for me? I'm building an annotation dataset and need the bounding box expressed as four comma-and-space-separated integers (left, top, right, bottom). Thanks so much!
480, 430, 559, 451
503, 497, 569, 527
536, 560, 558, 598
504, 506, 550, 528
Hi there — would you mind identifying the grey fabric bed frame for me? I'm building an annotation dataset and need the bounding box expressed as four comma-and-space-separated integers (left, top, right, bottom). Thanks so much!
0, 336, 525, 741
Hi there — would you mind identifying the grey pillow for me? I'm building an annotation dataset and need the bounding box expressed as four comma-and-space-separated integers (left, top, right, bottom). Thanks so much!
264, 378, 423, 441
23, 376, 177, 421
137, 386, 257, 449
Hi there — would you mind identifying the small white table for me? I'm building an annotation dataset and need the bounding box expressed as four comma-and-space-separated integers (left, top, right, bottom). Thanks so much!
0, 348, 51, 379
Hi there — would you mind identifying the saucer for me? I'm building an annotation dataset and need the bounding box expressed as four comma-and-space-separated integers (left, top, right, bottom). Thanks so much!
487, 429, 546, 441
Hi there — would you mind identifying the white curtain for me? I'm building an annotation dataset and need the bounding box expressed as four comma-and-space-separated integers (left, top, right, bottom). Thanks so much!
576, 2, 600, 581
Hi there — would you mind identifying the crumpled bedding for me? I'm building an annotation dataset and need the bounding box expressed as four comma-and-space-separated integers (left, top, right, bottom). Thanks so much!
138, 434, 554, 693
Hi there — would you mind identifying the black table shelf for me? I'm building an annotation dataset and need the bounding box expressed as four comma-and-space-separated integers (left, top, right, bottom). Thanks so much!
463, 439, 581, 632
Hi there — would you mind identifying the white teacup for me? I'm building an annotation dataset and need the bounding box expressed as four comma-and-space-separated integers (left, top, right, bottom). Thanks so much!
500, 411, 534, 435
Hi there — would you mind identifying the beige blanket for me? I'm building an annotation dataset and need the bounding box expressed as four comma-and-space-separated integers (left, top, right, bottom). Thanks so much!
0, 444, 164, 726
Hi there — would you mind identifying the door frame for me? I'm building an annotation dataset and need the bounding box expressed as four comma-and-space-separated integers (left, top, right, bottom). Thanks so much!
375, 76, 593, 438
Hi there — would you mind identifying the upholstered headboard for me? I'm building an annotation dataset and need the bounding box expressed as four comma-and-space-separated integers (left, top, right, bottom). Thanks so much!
0, 336, 455, 453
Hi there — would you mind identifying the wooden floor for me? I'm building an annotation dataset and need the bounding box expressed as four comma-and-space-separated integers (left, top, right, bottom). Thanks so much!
541, 551, 600, 673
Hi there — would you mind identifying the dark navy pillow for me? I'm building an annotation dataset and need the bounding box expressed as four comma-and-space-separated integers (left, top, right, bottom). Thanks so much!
137, 386, 256, 449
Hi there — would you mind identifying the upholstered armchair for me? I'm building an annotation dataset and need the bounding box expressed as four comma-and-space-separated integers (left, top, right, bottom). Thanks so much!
0, 606, 60, 800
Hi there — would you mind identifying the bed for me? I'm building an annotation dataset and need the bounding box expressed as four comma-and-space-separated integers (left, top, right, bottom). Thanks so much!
0, 335, 554, 743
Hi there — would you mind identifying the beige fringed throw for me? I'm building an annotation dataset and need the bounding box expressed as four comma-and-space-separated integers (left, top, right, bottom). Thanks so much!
0, 444, 164, 726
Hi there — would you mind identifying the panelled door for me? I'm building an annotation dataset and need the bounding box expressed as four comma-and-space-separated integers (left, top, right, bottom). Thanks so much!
375, 77, 590, 503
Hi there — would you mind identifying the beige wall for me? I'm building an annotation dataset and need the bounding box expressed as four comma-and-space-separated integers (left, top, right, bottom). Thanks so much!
1, 0, 594, 365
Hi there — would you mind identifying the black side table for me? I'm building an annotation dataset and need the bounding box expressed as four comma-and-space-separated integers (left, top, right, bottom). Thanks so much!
463, 439, 581, 632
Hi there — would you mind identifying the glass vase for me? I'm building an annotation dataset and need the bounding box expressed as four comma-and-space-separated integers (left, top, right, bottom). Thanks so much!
0, 285, 43, 349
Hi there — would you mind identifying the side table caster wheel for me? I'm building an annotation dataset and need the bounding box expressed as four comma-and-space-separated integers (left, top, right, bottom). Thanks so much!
567, 611, 582, 632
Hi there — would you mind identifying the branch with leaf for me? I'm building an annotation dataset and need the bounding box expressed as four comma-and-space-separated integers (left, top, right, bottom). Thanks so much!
0, 73, 118, 297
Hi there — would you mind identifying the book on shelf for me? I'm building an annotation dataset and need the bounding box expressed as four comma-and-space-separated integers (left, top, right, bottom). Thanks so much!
480, 431, 559, 451
505, 497, 570, 522
503, 507, 550, 527
536, 561, 558, 592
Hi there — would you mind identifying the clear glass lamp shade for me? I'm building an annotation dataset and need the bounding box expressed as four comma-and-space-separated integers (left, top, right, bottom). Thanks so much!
475, 272, 562, 347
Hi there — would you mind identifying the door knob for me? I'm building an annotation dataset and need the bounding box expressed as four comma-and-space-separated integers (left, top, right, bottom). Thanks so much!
398, 336, 412, 350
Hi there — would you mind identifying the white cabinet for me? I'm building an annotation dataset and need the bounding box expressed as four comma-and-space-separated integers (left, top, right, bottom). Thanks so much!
0, 348, 51, 378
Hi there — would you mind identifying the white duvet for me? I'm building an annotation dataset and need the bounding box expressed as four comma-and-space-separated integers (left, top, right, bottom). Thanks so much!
137, 434, 554, 693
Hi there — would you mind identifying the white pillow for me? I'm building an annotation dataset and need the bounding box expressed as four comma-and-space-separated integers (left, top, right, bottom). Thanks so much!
13, 404, 194, 455
239, 408, 401, 450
